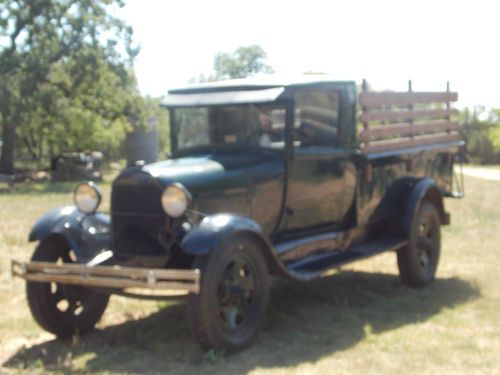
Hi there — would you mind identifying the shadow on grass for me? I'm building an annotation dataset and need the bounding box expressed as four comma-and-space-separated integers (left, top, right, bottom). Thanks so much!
3, 271, 479, 374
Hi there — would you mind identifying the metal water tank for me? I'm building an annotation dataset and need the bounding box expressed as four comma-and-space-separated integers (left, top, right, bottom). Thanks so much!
125, 128, 159, 167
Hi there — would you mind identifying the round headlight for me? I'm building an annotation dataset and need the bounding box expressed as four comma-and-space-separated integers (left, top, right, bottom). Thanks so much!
74, 182, 102, 214
161, 183, 191, 218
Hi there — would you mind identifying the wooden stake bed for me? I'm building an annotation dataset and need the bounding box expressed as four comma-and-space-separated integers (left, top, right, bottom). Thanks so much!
11, 260, 200, 295
359, 80, 462, 154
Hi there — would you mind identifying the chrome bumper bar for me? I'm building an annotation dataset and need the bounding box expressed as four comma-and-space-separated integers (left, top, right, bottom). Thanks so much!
11, 260, 200, 295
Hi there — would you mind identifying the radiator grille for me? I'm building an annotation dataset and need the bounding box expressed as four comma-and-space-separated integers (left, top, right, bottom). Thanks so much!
111, 170, 166, 256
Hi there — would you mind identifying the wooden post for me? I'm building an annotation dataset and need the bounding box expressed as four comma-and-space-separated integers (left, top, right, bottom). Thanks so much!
361, 79, 369, 149
408, 80, 414, 140
446, 81, 451, 134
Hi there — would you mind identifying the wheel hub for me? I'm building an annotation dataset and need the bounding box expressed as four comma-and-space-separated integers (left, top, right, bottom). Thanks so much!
217, 257, 256, 331
416, 217, 437, 270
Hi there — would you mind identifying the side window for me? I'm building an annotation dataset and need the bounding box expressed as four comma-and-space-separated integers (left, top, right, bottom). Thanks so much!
253, 105, 286, 149
294, 90, 340, 147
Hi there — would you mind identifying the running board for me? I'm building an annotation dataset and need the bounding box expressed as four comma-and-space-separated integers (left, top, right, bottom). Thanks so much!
11, 260, 200, 295
286, 236, 408, 281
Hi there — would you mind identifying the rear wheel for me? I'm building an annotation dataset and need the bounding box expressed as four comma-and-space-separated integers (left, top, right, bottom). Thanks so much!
26, 236, 109, 338
187, 236, 269, 352
397, 202, 441, 288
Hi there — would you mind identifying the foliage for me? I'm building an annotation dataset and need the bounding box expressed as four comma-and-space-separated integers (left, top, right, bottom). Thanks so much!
213, 45, 274, 80
461, 107, 500, 164
0, 0, 164, 172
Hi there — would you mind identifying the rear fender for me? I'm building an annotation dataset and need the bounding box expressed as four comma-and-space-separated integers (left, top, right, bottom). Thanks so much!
29, 206, 111, 262
401, 178, 448, 236
181, 214, 286, 275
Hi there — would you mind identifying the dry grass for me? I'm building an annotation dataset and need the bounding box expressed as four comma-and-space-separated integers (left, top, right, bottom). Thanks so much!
0, 171, 499, 374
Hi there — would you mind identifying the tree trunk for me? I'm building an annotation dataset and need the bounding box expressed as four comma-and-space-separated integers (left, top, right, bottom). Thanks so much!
0, 120, 15, 173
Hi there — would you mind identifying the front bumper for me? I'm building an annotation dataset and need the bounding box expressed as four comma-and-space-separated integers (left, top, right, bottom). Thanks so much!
11, 260, 200, 296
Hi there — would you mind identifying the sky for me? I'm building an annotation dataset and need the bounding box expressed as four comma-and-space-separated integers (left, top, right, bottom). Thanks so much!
118, 0, 500, 109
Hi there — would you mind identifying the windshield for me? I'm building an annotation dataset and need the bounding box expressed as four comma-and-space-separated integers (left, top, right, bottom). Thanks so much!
172, 104, 286, 151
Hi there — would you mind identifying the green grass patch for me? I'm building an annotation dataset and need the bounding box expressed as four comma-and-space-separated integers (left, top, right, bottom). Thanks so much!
1, 168, 499, 374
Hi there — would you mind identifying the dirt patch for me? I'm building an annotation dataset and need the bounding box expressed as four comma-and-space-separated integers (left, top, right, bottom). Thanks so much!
461, 166, 500, 181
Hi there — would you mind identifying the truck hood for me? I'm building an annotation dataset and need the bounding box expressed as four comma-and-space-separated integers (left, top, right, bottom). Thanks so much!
111, 150, 286, 243
112, 151, 285, 220
143, 156, 224, 193
142, 152, 284, 197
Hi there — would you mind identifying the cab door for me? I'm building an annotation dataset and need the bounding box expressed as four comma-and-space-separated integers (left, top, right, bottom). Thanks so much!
282, 89, 349, 232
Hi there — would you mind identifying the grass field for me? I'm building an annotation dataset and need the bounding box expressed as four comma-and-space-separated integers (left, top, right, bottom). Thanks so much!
0, 171, 499, 374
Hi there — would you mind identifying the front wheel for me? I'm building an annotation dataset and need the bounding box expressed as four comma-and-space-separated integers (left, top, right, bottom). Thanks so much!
187, 236, 270, 353
26, 236, 109, 338
397, 202, 441, 288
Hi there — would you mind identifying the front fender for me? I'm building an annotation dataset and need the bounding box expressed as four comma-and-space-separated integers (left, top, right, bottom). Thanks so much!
29, 206, 111, 262
181, 214, 263, 255
181, 214, 287, 275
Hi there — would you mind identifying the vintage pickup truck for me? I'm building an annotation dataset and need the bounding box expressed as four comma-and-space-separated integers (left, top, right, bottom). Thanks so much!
12, 77, 464, 352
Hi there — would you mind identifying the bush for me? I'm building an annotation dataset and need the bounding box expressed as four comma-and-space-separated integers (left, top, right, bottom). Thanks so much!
462, 108, 500, 164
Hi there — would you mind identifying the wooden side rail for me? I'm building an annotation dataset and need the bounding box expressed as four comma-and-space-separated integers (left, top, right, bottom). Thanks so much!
359, 80, 462, 154
360, 121, 460, 141
359, 108, 459, 123
362, 133, 462, 154
11, 260, 200, 294
359, 91, 458, 108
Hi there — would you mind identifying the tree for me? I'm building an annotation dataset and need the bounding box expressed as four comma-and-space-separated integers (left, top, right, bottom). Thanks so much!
213, 45, 274, 80
461, 107, 500, 164
0, 0, 139, 172
18, 52, 133, 162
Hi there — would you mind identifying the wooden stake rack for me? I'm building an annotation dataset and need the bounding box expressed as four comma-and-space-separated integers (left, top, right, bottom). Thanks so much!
359, 80, 462, 154
11, 260, 200, 295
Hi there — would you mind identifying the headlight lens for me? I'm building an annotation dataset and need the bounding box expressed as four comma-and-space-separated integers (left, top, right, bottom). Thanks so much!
161, 184, 191, 218
74, 182, 102, 214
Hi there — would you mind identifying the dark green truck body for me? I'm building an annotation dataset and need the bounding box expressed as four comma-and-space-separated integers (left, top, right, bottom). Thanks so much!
107, 77, 460, 278
16, 77, 463, 351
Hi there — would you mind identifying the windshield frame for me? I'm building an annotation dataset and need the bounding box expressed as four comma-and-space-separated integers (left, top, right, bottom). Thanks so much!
168, 100, 290, 155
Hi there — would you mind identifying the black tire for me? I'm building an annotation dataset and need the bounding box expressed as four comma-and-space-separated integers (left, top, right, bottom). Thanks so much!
187, 236, 270, 353
397, 202, 441, 288
26, 236, 109, 338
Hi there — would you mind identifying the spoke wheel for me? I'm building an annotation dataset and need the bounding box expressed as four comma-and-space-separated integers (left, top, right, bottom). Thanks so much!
187, 236, 269, 353
398, 202, 441, 288
27, 236, 109, 338
217, 255, 257, 333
